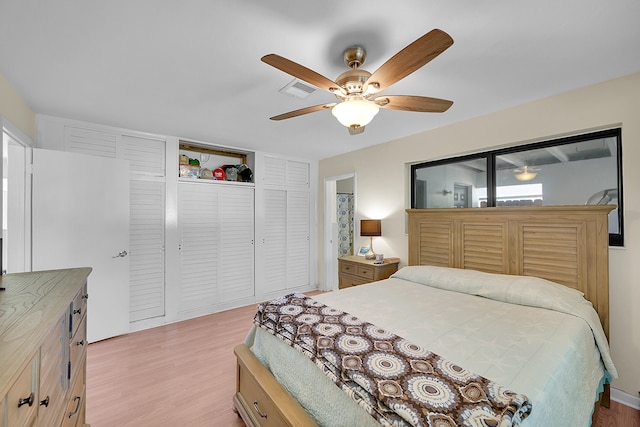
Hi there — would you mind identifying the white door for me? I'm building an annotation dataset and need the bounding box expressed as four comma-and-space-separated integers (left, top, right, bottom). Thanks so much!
3, 133, 28, 273
32, 148, 130, 342
219, 185, 254, 302
177, 181, 219, 316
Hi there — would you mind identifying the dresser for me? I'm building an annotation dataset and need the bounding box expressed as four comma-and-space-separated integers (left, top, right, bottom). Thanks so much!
0, 268, 91, 427
338, 256, 399, 289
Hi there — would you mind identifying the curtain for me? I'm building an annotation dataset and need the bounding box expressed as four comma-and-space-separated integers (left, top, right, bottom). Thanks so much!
336, 193, 354, 257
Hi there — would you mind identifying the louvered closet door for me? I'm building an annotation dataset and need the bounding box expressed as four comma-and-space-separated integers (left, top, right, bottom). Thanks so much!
123, 135, 166, 322
130, 180, 166, 321
219, 186, 254, 302
178, 182, 219, 314
287, 191, 310, 288
263, 189, 287, 293
286, 161, 310, 187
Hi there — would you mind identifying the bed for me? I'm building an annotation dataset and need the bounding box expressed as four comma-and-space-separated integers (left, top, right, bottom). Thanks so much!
233, 205, 616, 427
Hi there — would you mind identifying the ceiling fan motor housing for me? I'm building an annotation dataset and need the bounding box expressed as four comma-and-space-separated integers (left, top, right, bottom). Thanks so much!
335, 69, 372, 94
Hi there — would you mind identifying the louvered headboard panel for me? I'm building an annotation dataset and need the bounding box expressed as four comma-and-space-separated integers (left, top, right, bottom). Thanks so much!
518, 223, 584, 290
407, 205, 613, 338
461, 223, 508, 274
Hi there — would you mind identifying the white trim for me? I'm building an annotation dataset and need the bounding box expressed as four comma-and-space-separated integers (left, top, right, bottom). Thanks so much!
1, 116, 34, 147
323, 173, 356, 292
611, 387, 640, 410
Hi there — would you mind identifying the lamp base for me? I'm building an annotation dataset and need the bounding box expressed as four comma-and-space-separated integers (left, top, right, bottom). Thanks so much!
365, 236, 376, 260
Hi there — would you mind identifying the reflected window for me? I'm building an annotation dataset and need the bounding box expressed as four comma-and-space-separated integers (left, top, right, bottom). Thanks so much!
411, 128, 623, 246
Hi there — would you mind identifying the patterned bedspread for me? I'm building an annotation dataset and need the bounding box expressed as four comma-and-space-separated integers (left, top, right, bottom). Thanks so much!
254, 293, 532, 427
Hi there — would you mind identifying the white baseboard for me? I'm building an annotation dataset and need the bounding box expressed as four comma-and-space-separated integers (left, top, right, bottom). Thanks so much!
611, 387, 640, 410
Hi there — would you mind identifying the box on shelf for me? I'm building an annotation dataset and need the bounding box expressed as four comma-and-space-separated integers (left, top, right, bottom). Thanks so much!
179, 164, 200, 178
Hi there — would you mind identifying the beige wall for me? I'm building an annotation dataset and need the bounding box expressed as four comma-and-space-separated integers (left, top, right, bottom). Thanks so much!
318, 71, 640, 396
0, 73, 36, 140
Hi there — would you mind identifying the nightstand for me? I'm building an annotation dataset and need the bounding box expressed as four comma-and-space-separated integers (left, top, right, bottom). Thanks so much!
338, 255, 400, 289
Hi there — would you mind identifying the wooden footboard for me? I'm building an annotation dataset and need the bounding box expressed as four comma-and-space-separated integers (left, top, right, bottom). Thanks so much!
233, 344, 317, 427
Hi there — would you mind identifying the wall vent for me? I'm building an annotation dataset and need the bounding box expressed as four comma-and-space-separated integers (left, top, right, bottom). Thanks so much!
279, 79, 317, 99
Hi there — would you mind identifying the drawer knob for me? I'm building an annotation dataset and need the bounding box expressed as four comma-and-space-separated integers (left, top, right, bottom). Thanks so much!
40, 396, 50, 407
73, 308, 82, 315
253, 400, 268, 419
76, 339, 85, 346
18, 392, 34, 408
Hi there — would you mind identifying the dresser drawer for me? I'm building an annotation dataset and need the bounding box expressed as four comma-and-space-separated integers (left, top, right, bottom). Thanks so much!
238, 364, 287, 427
61, 359, 85, 427
70, 284, 88, 338
6, 355, 38, 427
70, 313, 87, 385
38, 313, 69, 427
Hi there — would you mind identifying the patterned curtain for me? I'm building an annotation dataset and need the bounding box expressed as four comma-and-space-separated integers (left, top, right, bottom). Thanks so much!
337, 193, 354, 256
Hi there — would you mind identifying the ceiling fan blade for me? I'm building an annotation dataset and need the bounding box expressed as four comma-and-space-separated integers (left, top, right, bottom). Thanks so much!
348, 125, 365, 135
375, 95, 453, 112
365, 29, 454, 92
270, 103, 337, 121
262, 54, 345, 95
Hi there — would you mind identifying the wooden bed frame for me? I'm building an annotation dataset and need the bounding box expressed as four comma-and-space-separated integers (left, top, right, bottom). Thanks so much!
234, 205, 614, 426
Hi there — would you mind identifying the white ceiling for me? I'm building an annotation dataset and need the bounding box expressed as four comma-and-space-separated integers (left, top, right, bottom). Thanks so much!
1, 1, 639, 160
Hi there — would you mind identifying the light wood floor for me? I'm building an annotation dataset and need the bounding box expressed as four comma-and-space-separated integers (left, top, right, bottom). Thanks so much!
87, 302, 639, 427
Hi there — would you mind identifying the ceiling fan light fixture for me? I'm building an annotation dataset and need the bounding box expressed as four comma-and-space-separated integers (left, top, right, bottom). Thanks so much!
515, 166, 538, 181
331, 98, 379, 128
515, 171, 537, 181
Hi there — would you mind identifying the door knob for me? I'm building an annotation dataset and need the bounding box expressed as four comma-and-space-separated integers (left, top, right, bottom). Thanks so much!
112, 250, 128, 258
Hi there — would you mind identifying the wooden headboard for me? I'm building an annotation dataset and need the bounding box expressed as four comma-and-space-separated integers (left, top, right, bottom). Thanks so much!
407, 205, 614, 339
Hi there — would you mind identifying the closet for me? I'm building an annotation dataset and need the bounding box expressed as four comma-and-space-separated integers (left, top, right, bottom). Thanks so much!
36, 115, 316, 335
258, 156, 310, 298
177, 181, 254, 318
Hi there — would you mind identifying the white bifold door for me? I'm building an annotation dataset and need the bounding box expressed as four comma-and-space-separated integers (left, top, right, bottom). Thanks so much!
32, 148, 130, 342
178, 181, 254, 319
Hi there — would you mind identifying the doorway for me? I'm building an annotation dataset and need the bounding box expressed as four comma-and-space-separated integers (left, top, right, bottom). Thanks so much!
453, 183, 471, 208
324, 173, 356, 291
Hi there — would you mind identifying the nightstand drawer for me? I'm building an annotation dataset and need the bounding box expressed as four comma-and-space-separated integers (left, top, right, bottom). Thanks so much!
337, 256, 399, 289
339, 275, 369, 288
340, 261, 374, 279
355, 265, 374, 279
340, 262, 356, 275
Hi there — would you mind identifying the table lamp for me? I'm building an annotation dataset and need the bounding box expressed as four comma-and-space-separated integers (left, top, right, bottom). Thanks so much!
360, 219, 381, 260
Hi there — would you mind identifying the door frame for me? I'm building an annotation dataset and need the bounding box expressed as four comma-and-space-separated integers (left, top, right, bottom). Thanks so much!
1, 117, 33, 273
323, 173, 356, 291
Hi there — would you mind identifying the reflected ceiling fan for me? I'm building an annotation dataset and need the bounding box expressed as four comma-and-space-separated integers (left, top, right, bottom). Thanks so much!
513, 165, 541, 181
262, 29, 454, 135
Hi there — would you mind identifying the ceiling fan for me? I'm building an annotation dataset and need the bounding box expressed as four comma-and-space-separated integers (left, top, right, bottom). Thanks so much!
261, 29, 454, 135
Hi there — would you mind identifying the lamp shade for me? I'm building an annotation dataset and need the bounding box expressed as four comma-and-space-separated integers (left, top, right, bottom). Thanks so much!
360, 219, 381, 237
332, 98, 379, 128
